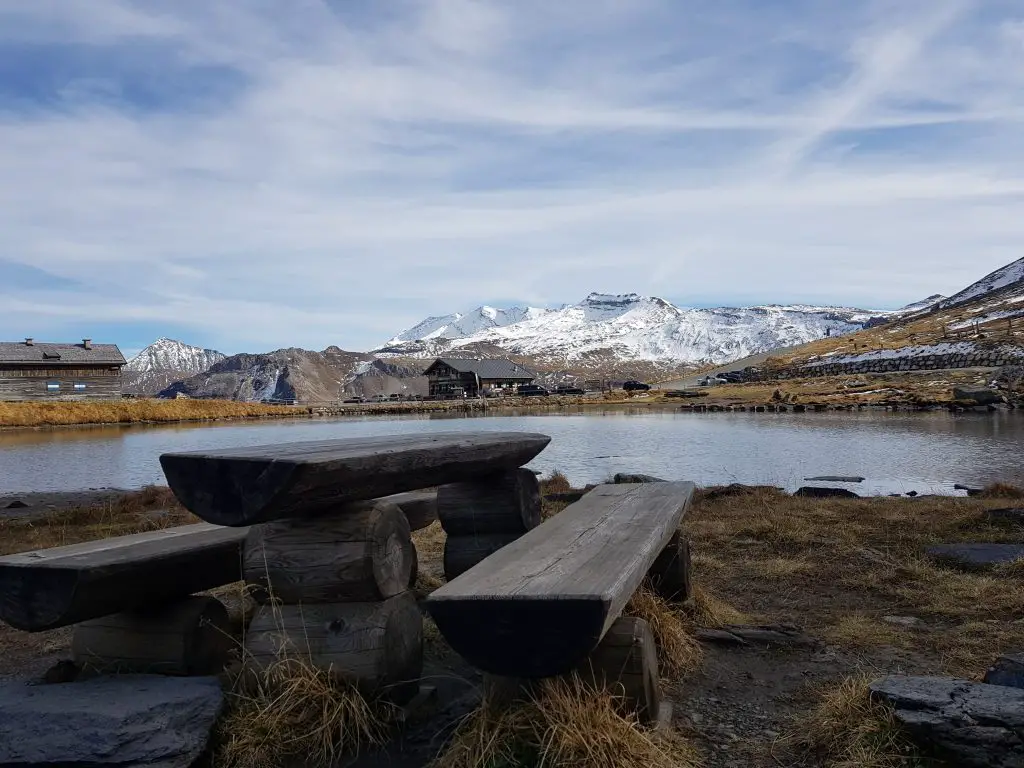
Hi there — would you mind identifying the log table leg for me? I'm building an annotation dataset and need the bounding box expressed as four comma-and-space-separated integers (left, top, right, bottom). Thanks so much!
437, 469, 541, 581
72, 595, 232, 676
482, 617, 664, 727
242, 499, 423, 703
646, 531, 692, 603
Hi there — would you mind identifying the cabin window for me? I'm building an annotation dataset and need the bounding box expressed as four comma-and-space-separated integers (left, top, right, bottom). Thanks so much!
73, 383, 87, 390
46, 382, 59, 391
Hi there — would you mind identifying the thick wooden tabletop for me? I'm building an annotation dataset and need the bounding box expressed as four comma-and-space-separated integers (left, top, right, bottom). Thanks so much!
426, 481, 694, 678
160, 432, 551, 526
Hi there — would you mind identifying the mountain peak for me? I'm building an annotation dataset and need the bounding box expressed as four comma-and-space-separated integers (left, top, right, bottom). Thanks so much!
125, 338, 227, 374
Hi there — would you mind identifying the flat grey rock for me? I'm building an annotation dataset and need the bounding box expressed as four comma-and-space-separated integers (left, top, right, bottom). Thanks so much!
870, 675, 1024, 767
0, 674, 223, 767
954, 387, 1004, 406
926, 543, 1024, 571
985, 508, 1024, 525
613, 473, 667, 484
695, 624, 816, 647
803, 475, 865, 483
985, 654, 1024, 690
794, 486, 860, 499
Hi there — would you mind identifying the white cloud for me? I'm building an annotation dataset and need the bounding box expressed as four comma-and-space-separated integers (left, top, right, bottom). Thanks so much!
0, 0, 1022, 353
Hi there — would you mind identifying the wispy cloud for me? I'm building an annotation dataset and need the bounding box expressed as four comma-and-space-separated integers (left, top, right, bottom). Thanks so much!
0, 0, 1022, 353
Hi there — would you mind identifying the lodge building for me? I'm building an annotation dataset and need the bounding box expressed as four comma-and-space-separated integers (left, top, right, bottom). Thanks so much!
0, 338, 126, 401
423, 357, 535, 398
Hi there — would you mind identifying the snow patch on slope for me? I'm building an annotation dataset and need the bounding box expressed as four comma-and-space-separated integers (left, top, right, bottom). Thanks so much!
804, 342, 980, 367
938, 257, 1024, 309
380, 293, 897, 366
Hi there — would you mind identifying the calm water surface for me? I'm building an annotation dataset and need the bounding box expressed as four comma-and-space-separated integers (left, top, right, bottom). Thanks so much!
2, 409, 1023, 496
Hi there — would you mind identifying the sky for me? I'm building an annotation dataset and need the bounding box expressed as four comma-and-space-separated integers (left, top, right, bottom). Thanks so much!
1, 0, 1023, 358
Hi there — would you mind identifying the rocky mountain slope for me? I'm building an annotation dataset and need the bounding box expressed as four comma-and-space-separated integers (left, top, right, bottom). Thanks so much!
123, 338, 226, 395
159, 346, 428, 402
380, 293, 901, 367
772, 256, 1024, 373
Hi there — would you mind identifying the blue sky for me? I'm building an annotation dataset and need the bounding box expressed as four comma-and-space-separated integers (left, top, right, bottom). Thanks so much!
1, 0, 1022, 358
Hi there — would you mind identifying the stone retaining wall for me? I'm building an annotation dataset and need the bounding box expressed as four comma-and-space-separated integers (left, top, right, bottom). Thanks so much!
795, 350, 1024, 378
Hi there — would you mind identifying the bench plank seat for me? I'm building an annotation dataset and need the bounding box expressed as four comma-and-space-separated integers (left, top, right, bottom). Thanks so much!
426, 481, 694, 678
0, 523, 247, 632
160, 432, 551, 526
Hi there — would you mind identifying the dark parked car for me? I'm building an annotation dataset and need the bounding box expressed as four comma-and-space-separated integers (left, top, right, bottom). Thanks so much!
517, 384, 549, 397
622, 380, 651, 391
553, 386, 585, 395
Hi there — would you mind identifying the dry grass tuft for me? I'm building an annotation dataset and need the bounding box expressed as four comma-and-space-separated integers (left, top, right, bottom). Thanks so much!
786, 676, 924, 768
540, 471, 573, 495
979, 482, 1024, 499
0, 398, 297, 428
687, 585, 749, 628
216, 657, 394, 768
824, 615, 913, 651
626, 588, 703, 676
435, 674, 698, 768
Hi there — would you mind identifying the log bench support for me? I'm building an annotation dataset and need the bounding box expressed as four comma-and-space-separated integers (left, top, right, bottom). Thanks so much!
72, 595, 233, 677
242, 499, 423, 703
646, 531, 692, 603
437, 468, 542, 581
484, 617, 668, 727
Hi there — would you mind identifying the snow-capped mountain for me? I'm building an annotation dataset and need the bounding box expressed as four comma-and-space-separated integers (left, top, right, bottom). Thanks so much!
391, 306, 553, 343
123, 338, 227, 395
125, 337, 226, 374
379, 293, 900, 366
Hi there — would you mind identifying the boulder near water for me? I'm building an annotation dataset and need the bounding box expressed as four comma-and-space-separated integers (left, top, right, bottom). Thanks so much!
0, 674, 223, 767
953, 387, 1004, 406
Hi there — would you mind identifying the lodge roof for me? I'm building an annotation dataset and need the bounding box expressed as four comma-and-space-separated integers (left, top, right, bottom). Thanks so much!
0, 340, 126, 366
426, 357, 535, 380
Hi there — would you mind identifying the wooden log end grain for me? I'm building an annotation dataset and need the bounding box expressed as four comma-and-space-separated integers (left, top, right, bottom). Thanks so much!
436, 468, 541, 536
71, 595, 233, 676
243, 592, 423, 699
243, 500, 414, 604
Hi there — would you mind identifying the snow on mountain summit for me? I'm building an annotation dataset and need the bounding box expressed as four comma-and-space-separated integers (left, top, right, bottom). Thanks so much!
125, 338, 226, 374
388, 305, 552, 343
379, 293, 899, 366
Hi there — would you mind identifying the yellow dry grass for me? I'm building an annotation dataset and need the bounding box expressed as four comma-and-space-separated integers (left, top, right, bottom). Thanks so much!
786, 676, 925, 768
0, 398, 296, 428
0, 486, 197, 556
215, 656, 395, 768
689, 483, 1024, 676
625, 587, 704, 677
434, 674, 699, 768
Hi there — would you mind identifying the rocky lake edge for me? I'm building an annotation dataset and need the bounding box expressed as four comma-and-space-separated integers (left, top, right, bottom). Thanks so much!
3, 477, 1024, 766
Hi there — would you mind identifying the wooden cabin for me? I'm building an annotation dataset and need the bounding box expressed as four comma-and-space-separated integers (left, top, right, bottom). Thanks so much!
0, 338, 126, 401
423, 358, 535, 398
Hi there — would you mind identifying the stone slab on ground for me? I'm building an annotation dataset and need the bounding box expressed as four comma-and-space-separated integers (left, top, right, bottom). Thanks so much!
985, 653, 1024, 690
803, 475, 865, 483
0, 674, 223, 767
870, 675, 1024, 767
926, 543, 1024, 571
953, 387, 1004, 406
985, 508, 1024, 525
613, 473, 667, 484
793, 486, 860, 499
695, 624, 817, 648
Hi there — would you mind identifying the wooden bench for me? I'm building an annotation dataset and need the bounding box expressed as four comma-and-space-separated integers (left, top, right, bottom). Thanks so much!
0, 523, 247, 633
426, 481, 695, 679
160, 431, 550, 700
159, 432, 551, 526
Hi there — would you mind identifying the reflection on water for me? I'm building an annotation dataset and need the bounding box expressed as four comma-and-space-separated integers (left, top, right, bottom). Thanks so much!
2, 409, 1023, 496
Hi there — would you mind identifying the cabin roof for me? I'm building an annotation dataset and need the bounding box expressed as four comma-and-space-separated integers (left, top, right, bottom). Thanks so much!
0, 341, 126, 366
426, 357, 535, 380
